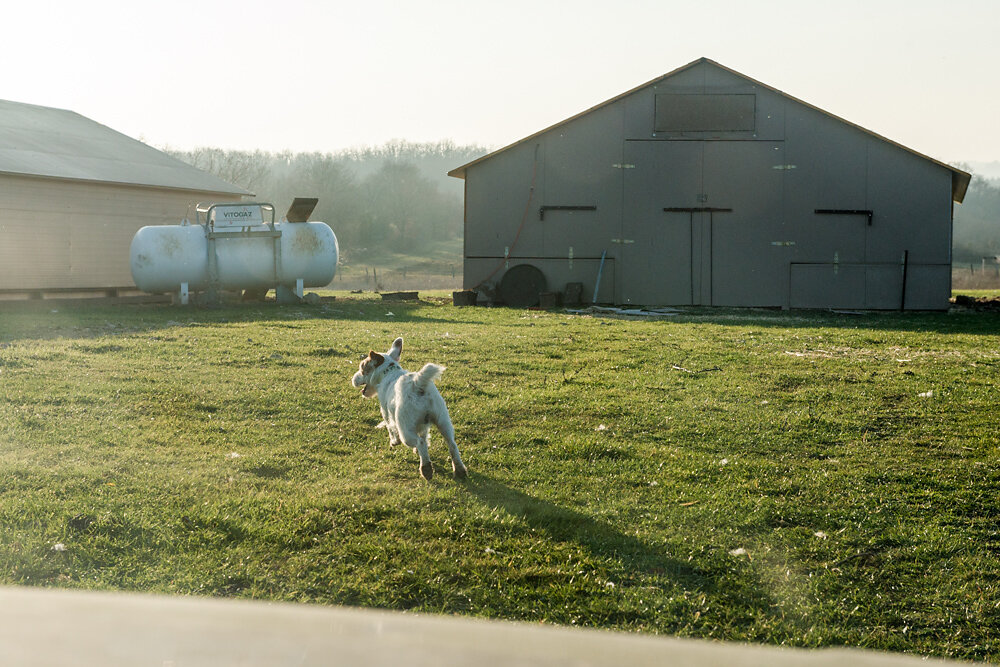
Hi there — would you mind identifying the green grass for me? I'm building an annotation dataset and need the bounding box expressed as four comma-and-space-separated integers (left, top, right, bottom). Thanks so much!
953, 288, 1000, 299
1, 295, 999, 661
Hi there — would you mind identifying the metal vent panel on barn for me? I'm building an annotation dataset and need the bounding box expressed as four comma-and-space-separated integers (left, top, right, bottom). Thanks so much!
654, 94, 756, 133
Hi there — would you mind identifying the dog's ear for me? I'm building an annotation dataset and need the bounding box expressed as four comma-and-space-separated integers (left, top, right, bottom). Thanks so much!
389, 337, 403, 361
369, 351, 385, 366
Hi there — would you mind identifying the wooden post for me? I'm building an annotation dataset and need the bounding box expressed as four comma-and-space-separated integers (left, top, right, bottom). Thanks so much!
900, 250, 909, 311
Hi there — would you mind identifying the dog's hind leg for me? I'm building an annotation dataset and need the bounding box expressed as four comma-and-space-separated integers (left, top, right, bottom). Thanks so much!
433, 413, 468, 479
399, 426, 433, 481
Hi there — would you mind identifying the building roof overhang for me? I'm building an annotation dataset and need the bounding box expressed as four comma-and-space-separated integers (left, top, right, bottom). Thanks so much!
0, 99, 251, 196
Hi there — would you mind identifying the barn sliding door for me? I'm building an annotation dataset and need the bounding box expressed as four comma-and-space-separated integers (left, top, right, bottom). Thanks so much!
620, 141, 702, 305
621, 139, 785, 306
703, 141, 785, 306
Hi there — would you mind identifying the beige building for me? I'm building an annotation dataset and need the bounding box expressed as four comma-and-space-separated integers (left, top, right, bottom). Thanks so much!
0, 99, 249, 295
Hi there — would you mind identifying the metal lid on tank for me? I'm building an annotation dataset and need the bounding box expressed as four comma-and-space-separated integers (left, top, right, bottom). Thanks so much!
285, 198, 318, 223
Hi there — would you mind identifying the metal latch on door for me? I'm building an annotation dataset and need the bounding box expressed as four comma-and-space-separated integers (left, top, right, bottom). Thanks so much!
611, 238, 634, 244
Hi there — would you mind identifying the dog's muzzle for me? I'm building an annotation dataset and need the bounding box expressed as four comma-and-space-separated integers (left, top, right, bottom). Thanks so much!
352, 371, 377, 398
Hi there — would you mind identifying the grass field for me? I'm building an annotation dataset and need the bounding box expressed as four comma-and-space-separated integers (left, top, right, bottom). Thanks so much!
1, 294, 998, 662
953, 289, 1000, 300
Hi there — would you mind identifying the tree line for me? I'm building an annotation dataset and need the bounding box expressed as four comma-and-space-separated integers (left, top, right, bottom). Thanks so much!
168, 142, 999, 264
165, 141, 489, 259
954, 172, 1000, 263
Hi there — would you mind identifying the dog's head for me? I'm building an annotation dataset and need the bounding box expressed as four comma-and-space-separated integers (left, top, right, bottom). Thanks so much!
351, 337, 403, 398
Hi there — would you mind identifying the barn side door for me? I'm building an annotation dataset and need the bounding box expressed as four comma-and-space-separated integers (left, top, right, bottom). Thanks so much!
620, 140, 704, 305
703, 141, 785, 306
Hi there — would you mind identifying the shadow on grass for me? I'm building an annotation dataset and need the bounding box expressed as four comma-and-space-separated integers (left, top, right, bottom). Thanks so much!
0, 298, 487, 344
461, 472, 716, 593
3, 297, 998, 343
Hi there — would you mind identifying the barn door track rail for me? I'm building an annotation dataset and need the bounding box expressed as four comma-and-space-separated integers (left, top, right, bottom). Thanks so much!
814, 209, 874, 226
539, 205, 597, 221
662, 207, 733, 213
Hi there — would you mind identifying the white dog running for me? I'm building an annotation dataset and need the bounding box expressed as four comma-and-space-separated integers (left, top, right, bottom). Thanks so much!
351, 337, 468, 480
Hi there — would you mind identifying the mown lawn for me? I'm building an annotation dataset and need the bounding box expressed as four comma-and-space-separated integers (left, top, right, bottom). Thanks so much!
1, 294, 998, 661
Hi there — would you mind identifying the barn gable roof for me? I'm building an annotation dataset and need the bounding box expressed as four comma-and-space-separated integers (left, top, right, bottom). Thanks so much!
448, 58, 971, 203
0, 99, 251, 195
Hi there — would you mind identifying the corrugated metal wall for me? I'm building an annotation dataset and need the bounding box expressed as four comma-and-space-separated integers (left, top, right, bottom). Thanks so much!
463, 61, 956, 310
0, 174, 241, 291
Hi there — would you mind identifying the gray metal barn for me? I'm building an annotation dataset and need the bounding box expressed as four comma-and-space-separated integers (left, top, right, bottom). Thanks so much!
0, 99, 249, 296
449, 58, 971, 310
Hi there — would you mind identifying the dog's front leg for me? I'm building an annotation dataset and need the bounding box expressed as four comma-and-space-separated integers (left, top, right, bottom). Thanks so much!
378, 403, 401, 447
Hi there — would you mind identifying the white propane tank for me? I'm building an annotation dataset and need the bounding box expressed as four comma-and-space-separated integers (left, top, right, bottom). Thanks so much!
129, 202, 338, 297
129, 222, 209, 292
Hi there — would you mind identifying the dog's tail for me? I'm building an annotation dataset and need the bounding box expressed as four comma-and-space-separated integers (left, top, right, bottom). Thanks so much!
413, 363, 445, 389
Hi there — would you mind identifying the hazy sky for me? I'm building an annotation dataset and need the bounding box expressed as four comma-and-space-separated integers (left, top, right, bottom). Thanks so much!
6, 0, 998, 165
